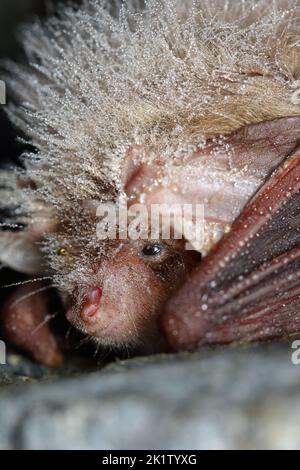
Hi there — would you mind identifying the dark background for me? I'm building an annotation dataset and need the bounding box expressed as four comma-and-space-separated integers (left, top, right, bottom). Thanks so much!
0, 0, 82, 165
0, 1, 80, 303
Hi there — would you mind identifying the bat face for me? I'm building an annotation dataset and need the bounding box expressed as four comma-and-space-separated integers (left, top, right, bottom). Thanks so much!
65, 238, 200, 352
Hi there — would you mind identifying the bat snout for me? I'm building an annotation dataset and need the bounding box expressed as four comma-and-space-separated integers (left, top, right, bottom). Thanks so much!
66, 287, 103, 331
80, 287, 103, 321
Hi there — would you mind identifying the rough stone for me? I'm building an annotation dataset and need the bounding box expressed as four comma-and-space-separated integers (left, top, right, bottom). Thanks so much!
0, 343, 300, 449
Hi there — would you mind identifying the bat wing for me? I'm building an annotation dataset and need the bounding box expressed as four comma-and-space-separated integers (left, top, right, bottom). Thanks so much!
161, 148, 300, 350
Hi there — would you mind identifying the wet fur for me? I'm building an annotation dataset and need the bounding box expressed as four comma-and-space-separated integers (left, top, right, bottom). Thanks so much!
1, 0, 300, 301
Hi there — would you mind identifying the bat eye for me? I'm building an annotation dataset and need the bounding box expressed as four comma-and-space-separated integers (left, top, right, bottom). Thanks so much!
142, 243, 163, 257
57, 247, 69, 256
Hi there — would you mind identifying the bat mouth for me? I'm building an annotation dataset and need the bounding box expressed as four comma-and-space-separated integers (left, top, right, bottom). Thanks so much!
161, 132, 300, 351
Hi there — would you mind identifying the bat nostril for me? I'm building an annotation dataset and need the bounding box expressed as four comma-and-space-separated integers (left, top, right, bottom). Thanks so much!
82, 304, 98, 319
81, 287, 103, 321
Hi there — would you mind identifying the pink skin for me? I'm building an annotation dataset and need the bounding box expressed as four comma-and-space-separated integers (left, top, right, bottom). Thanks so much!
81, 288, 103, 319
1, 116, 300, 364
125, 117, 300, 253
161, 148, 300, 350
2, 283, 63, 367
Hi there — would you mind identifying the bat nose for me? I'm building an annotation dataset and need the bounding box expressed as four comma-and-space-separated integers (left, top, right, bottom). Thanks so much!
80, 287, 103, 321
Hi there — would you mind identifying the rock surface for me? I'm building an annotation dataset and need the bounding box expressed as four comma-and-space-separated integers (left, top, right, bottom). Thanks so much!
0, 343, 300, 450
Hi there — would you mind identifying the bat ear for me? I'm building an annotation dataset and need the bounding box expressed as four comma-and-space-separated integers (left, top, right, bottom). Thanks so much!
161, 148, 300, 351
